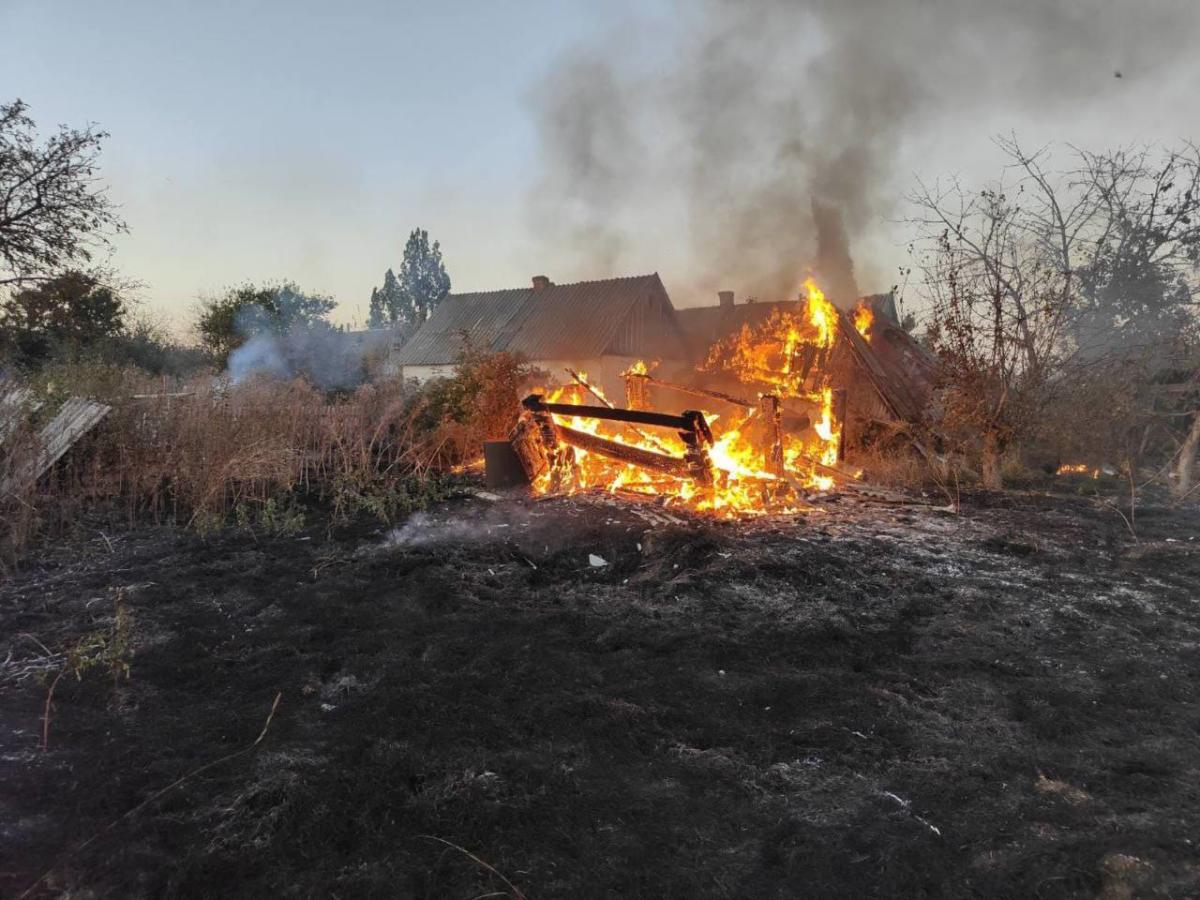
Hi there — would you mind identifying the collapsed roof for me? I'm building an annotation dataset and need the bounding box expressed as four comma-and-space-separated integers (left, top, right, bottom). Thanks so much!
680, 290, 938, 426
839, 294, 938, 425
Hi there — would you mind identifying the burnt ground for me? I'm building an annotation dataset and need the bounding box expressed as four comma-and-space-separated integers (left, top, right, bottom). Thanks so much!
2, 487, 1200, 899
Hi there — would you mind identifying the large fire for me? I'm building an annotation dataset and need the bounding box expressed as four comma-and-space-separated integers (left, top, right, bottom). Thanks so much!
519, 277, 853, 516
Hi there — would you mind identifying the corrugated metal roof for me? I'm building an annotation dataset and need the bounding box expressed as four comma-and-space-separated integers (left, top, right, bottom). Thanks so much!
1, 396, 111, 495
505, 276, 654, 360
391, 288, 533, 365
392, 275, 670, 365
1, 387, 40, 445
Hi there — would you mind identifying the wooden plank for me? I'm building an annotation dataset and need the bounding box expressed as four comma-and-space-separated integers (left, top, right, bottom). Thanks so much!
555, 424, 692, 476
524, 396, 695, 431
567, 368, 675, 454
836, 313, 914, 422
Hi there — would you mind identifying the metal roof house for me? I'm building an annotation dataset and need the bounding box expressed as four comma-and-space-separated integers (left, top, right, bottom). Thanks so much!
390, 274, 692, 397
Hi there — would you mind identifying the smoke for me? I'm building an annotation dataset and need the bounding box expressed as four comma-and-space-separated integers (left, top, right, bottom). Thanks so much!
227, 308, 390, 390
386, 507, 533, 548
811, 200, 858, 304
530, 0, 1198, 306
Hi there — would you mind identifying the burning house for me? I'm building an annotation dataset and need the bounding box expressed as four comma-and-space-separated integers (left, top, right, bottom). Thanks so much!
672, 287, 935, 433
499, 279, 939, 516
391, 265, 936, 516
675, 290, 804, 361
390, 273, 691, 399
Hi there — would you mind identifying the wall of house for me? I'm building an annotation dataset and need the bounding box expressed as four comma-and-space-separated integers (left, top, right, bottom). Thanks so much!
398, 364, 457, 383
606, 291, 690, 362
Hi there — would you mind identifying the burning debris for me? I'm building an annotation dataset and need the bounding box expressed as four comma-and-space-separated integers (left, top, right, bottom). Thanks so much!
500, 279, 875, 515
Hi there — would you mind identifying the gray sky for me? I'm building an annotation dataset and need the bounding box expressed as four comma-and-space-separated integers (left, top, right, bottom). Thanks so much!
3, 0, 1198, 330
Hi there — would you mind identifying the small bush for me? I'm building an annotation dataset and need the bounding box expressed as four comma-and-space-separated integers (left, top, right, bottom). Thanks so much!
409, 343, 534, 464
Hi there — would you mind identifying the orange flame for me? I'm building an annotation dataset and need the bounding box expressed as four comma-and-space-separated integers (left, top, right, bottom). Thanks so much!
1056, 462, 1100, 478
526, 278, 848, 516
853, 299, 874, 340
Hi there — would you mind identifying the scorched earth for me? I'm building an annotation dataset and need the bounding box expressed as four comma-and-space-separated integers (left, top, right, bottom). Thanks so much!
2, 487, 1199, 899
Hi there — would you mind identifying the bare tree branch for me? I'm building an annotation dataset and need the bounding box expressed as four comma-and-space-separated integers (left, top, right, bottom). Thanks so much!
0, 99, 126, 288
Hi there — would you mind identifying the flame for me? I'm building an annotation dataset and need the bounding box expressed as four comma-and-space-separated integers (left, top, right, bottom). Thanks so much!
805, 277, 836, 348
525, 278, 848, 516
1056, 462, 1099, 478
853, 299, 874, 340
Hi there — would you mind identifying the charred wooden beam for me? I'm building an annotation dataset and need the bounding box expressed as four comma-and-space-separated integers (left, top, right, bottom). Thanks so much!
681, 409, 714, 445
522, 395, 697, 431
568, 368, 673, 454
555, 424, 692, 476
678, 409, 715, 485
805, 346, 831, 392
523, 397, 576, 490
795, 344, 818, 383
624, 372, 649, 410
759, 394, 785, 478
833, 388, 848, 462
521, 394, 717, 487
509, 415, 549, 482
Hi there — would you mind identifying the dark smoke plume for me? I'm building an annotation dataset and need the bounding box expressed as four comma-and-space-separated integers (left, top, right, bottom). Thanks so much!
529, 0, 1198, 306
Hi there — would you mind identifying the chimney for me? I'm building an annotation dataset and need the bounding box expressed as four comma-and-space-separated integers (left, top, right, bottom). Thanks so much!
718, 290, 734, 309
532, 275, 552, 293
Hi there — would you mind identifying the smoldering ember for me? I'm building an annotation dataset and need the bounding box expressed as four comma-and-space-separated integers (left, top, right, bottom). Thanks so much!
4, 5, 1200, 900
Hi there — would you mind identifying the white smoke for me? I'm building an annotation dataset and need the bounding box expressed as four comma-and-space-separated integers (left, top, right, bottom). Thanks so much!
226, 313, 391, 390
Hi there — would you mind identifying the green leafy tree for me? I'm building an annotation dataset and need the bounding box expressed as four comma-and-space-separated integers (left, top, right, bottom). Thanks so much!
368, 286, 383, 328
366, 231, 451, 335
0, 270, 126, 366
399, 229, 451, 328
368, 268, 409, 329
195, 281, 336, 364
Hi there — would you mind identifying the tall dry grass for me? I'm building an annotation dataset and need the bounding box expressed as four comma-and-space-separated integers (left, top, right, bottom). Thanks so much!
0, 357, 526, 566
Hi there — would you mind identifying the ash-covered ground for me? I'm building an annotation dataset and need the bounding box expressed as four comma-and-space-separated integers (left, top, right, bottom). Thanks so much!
2, 488, 1199, 898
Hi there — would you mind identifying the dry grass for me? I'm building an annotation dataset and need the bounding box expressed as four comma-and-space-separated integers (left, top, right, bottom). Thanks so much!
1, 357, 526, 565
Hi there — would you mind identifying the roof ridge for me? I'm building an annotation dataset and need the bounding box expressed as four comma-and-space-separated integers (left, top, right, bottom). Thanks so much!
446, 273, 659, 297
443, 286, 532, 299
545, 273, 658, 289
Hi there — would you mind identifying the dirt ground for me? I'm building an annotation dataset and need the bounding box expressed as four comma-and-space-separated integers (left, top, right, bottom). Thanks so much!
2, 485, 1200, 899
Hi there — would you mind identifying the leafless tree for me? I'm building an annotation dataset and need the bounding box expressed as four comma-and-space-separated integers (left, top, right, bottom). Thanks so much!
0, 99, 126, 288
908, 137, 1200, 491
